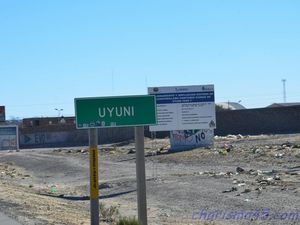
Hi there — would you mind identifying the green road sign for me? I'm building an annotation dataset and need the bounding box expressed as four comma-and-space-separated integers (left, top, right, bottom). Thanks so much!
75, 95, 157, 129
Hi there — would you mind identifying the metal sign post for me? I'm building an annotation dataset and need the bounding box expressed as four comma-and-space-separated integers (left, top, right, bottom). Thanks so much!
75, 95, 157, 225
135, 126, 147, 225
89, 128, 99, 225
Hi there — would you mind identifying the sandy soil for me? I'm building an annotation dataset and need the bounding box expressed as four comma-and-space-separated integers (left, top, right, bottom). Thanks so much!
0, 134, 300, 225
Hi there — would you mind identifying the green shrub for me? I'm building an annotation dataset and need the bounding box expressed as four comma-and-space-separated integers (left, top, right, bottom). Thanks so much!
117, 217, 141, 225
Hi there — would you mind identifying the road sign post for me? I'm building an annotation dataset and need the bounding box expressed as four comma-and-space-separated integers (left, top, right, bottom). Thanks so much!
135, 126, 147, 225
89, 128, 99, 225
75, 95, 157, 225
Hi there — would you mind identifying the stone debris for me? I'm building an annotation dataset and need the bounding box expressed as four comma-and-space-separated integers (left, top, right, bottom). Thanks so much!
193, 171, 233, 178
99, 182, 113, 189
223, 143, 234, 152
252, 148, 263, 154
0, 163, 31, 179
275, 153, 284, 158
218, 149, 228, 155
236, 167, 245, 174
286, 166, 300, 175
222, 187, 238, 193
80, 149, 88, 153
127, 148, 136, 154
215, 134, 249, 141
242, 188, 251, 193
274, 175, 281, 180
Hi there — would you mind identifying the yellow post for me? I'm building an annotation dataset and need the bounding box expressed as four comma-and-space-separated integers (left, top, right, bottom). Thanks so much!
89, 128, 99, 225
89, 147, 99, 199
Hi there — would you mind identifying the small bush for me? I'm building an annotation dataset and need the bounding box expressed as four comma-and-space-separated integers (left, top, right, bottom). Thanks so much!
99, 202, 120, 223
117, 217, 141, 225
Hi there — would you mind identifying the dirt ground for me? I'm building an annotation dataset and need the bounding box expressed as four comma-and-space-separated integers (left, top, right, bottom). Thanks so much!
0, 134, 300, 225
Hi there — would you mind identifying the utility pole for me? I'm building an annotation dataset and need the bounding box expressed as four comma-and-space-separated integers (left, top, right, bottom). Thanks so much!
282, 79, 287, 103
54, 108, 63, 117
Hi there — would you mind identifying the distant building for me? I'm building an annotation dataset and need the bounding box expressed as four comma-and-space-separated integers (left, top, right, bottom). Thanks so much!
267, 102, 300, 108
22, 116, 75, 128
216, 102, 246, 110
0, 106, 5, 122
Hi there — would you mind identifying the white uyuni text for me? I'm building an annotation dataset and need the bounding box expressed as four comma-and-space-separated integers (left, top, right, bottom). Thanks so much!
98, 106, 135, 118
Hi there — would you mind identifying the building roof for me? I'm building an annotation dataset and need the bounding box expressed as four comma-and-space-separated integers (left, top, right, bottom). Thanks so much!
267, 102, 300, 108
216, 102, 246, 110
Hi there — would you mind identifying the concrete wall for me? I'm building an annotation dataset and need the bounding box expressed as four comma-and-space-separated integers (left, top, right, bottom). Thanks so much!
17, 105, 300, 148
215, 106, 300, 135
19, 125, 134, 149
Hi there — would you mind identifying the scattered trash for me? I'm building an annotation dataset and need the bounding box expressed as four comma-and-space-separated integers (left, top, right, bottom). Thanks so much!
50, 185, 57, 193
160, 212, 170, 217
273, 175, 281, 180
275, 153, 284, 158
256, 177, 275, 185
80, 149, 88, 153
237, 134, 244, 139
256, 170, 276, 176
248, 169, 258, 175
100, 183, 113, 189
194, 171, 204, 176
286, 166, 300, 175
222, 187, 238, 193
242, 189, 251, 193
194, 171, 233, 178
219, 149, 228, 155
127, 149, 136, 154
227, 135, 238, 139
252, 148, 262, 154
223, 144, 234, 152
291, 144, 300, 149
281, 142, 292, 147
255, 187, 263, 194
236, 167, 245, 174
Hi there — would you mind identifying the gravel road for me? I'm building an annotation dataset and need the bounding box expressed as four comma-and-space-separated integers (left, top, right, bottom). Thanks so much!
0, 134, 299, 225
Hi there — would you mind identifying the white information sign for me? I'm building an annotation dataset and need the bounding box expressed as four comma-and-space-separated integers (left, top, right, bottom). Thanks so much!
148, 85, 216, 131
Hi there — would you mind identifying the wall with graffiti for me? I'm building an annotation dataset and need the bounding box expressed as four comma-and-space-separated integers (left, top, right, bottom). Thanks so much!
19, 127, 134, 149
0, 126, 18, 150
170, 129, 214, 151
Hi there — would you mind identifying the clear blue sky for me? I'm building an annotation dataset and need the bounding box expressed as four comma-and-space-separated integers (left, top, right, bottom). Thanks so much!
1, 0, 299, 119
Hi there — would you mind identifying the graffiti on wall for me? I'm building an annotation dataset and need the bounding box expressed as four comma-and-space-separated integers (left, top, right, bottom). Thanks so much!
170, 129, 214, 151
0, 126, 18, 150
20, 132, 70, 146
